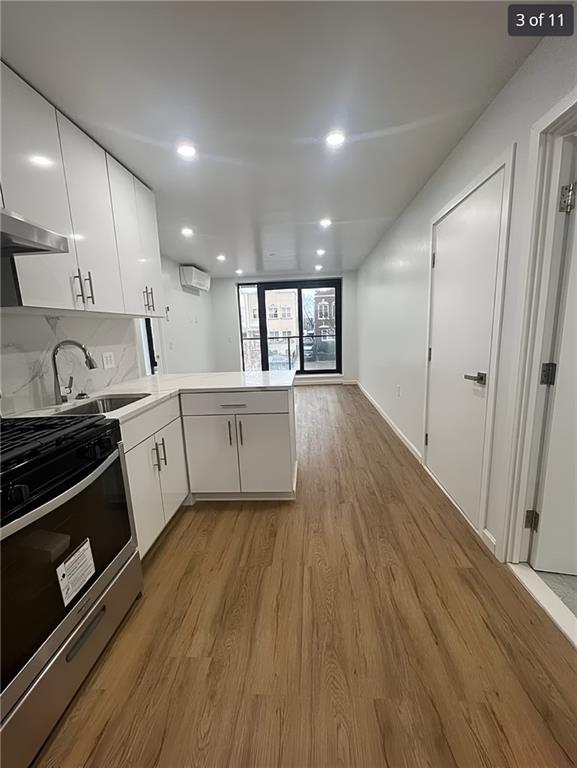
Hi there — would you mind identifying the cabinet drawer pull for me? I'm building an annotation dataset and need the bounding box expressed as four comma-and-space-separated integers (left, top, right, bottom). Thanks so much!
143, 288, 150, 312
152, 442, 162, 471
84, 271, 95, 304
238, 419, 244, 446
160, 437, 168, 465
228, 420, 233, 446
74, 269, 86, 304
220, 404, 247, 408
148, 287, 155, 312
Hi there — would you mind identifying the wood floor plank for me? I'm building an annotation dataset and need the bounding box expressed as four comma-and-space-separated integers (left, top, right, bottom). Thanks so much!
33, 385, 577, 768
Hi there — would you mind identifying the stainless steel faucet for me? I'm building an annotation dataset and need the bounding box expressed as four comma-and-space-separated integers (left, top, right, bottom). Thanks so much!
52, 340, 98, 404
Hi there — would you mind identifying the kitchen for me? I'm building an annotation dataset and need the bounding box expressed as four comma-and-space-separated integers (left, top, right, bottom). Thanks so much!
1, 4, 576, 768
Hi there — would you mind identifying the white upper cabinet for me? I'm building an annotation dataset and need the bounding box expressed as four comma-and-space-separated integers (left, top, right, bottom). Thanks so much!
108, 156, 155, 316
1, 64, 79, 310
57, 114, 124, 314
134, 178, 164, 317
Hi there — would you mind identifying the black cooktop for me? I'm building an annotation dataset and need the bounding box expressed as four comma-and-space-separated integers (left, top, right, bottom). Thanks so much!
0, 415, 106, 469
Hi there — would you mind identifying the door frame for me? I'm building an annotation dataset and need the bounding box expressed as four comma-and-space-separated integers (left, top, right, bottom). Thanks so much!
507, 90, 577, 564
422, 145, 516, 548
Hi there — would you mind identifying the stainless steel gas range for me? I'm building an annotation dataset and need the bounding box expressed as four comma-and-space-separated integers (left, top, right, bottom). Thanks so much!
0, 414, 142, 768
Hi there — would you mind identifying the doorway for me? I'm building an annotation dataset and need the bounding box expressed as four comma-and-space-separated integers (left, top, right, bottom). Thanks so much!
528, 135, 577, 615
424, 150, 513, 536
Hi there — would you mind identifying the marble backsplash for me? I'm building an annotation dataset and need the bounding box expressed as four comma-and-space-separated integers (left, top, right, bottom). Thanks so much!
0, 312, 143, 415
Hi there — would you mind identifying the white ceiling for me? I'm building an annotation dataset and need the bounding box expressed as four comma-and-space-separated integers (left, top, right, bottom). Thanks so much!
1, 2, 537, 278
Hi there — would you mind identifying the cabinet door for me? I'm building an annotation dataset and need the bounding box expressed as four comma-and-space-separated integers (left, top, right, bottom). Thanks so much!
237, 414, 293, 493
1, 64, 79, 310
156, 418, 189, 523
124, 436, 164, 557
134, 178, 164, 317
57, 114, 124, 313
183, 416, 241, 493
107, 155, 149, 315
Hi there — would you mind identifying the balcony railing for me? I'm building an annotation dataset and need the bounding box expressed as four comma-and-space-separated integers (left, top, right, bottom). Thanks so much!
241, 334, 337, 372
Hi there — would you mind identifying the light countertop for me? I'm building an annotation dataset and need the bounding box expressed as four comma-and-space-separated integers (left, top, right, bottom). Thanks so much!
20, 370, 295, 424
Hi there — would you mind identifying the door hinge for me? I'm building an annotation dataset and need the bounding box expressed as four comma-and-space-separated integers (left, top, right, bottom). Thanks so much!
428, 347, 432, 362
524, 509, 540, 532
424, 432, 429, 447
559, 182, 576, 214
540, 362, 557, 386
432, 252, 436, 268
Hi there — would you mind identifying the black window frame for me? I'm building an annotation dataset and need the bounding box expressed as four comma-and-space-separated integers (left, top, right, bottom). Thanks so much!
237, 278, 342, 376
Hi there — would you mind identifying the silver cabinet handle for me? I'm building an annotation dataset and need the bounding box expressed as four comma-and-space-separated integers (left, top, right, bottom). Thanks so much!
463, 371, 487, 386
74, 269, 86, 304
238, 419, 244, 446
220, 404, 247, 408
84, 271, 95, 304
152, 442, 162, 471
160, 437, 168, 465
228, 420, 233, 446
143, 288, 150, 312
149, 287, 156, 312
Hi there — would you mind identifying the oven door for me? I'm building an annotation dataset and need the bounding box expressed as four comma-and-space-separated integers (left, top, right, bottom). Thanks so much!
0, 445, 137, 716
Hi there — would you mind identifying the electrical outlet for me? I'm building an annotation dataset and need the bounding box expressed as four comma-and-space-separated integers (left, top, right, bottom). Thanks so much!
396, 384, 401, 398
102, 351, 115, 369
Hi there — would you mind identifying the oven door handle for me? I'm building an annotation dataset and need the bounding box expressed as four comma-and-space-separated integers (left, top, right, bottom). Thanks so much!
0, 449, 120, 541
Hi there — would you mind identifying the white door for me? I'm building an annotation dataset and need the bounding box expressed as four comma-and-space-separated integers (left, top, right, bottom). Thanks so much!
157, 418, 189, 523
426, 169, 505, 525
134, 178, 164, 318
183, 416, 241, 493
1, 64, 79, 310
237, 414, 293, 493
531, 182, 577, 575
57, 114, 124, 313
124, 436, 164, 557
107, 155, 148, 315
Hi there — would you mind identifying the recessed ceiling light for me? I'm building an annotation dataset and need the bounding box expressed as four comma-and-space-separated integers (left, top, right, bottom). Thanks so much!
316, 249, 326, 257
235, 268, 243, 275
216, 254, 226, 262
319, 218, 332, 229
325, 130, 346, 149
177, 143, 197, 160
29, 155, 54, 167
181, 226, 194, 238
314, 264, 323, 271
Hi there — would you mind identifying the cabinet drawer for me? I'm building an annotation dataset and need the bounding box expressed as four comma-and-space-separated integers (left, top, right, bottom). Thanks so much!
180, 390, 289, 416
120, 396, 180, 451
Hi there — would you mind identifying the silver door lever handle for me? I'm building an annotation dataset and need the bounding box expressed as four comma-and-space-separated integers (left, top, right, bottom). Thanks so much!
464, 371, 487, 385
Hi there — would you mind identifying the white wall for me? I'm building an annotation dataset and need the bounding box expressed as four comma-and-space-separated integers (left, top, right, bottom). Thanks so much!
357, 37, 577, 556
156, 258, 214, 374
210, 272, 358, 379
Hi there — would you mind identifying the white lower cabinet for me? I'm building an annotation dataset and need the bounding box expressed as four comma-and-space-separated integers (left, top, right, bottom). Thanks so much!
183, 415, 241, 493
183, 412, 293, 494
124, 435, 164, 558
237, 414, 293, 493
124, 416, 189, 557
155, 418, 189, 523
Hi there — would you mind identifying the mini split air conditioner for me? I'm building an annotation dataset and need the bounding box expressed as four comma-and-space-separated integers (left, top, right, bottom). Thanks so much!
179, 265, 211, 292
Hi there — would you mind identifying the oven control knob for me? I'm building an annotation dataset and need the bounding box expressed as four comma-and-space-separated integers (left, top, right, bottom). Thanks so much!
83, 442, 101, 461
9, 484, 30, 505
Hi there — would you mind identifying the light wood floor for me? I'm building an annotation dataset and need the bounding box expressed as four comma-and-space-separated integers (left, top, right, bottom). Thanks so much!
36, 386, 577, 768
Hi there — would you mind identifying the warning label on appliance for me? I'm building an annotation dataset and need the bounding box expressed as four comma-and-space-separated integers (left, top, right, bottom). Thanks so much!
56, 539, 96, 607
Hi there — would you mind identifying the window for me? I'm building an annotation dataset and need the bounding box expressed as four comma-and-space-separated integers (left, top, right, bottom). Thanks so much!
237, 279, 342, 375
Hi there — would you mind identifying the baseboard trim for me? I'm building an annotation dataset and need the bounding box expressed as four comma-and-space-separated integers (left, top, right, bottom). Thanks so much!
509, 563, 577, 648
357, 383, 422, 460
294, 377, 358, 386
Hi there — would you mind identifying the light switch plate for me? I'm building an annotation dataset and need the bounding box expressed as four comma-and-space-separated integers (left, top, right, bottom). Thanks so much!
102, 351, 115, 369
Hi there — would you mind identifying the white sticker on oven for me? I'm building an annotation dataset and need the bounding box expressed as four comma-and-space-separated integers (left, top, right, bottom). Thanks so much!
56, 539, 96, 607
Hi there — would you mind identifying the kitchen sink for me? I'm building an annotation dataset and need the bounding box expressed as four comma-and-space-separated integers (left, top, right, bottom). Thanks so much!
62, 393, 150, 415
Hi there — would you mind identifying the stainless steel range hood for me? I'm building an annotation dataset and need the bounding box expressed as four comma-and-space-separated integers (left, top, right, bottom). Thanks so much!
1, 209, 69, 256
1, 209, 70, 307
